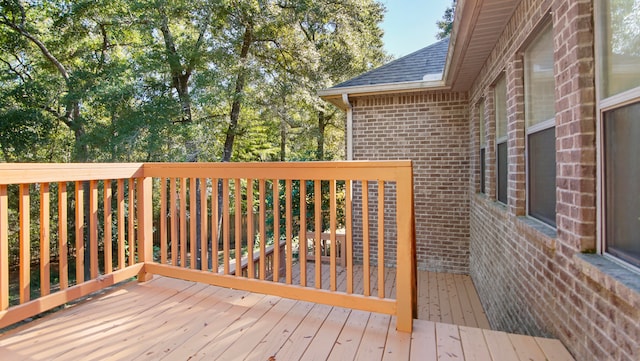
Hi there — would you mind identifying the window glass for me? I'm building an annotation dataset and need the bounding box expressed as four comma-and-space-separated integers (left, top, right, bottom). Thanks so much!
528, 127, 557, 227
495, 75, 508, 204
599, 0, 640, 98
479, 101, 486, 193
480, 148, 486, 194
524, 24, 556, 227
479, 101, 486, 148
604, 102, 640, 267
495, 76, 508, 139
525, 25, 555, 127
497, 142, 508, 204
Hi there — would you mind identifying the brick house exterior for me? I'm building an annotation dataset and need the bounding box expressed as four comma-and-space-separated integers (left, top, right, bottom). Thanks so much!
320, 1, 640, 360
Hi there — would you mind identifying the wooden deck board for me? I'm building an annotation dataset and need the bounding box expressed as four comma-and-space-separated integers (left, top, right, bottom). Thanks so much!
0, 271, 574, 361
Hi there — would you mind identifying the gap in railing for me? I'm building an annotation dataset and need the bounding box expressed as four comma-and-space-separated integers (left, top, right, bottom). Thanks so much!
2, 179, 138, 307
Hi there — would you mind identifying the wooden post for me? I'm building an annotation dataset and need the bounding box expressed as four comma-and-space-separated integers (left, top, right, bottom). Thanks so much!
395, 163, 415, 332
137, 177, 154, 282
0, 185, 8, 310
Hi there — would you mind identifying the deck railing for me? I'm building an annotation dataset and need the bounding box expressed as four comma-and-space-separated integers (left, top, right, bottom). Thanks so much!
0, 161, 416, 332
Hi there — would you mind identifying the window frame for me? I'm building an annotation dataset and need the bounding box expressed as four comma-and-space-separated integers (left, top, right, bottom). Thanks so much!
479, 99, 486, 194
523, 23, 556, 228
494, 74, 508, 205
595, 0, 640, 270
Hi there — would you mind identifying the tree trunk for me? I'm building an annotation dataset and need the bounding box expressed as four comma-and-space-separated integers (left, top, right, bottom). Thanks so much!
317, 111, 325, 160
222, 25, 253, 162
280, 117, 286, 161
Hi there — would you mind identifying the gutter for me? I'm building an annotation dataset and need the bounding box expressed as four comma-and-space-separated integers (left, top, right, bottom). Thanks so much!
342, 93, 353, 161
318, 79, 447, 102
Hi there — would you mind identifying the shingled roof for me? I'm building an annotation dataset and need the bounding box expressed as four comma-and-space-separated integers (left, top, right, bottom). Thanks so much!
331, 37, 450, 89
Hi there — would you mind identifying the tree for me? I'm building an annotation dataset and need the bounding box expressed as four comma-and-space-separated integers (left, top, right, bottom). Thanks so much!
436, 0, 456, 40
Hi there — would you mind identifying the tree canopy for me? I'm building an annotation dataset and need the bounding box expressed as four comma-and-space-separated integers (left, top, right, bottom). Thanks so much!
0, 0, 389, 163
436, 0, 456, 40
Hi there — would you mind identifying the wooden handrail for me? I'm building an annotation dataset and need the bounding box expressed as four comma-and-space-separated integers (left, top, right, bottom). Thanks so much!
0, 161, 415, 332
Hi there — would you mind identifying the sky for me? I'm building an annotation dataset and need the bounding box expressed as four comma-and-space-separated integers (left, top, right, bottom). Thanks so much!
380, 0, 453, 59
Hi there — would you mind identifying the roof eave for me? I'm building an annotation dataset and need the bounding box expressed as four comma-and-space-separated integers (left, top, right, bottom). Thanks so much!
319, 80, 448, 110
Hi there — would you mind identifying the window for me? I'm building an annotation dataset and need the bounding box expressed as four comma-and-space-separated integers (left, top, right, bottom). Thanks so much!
598, 0, 640, 267
524, 24, 556, 227
479, 101, 486, 194
494, 76, 508, 204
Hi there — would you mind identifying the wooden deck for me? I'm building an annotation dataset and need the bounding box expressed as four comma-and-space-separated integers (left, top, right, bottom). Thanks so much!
282, 262, 490, 329
0, 275, 573, 360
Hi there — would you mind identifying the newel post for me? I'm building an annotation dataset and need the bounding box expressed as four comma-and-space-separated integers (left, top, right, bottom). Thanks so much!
137, 176, 154, 282
395, 163, 416, 332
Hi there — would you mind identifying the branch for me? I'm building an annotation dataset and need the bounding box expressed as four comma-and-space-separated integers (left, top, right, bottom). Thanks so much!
0, 18, 70, 81
0, 56, 27, 83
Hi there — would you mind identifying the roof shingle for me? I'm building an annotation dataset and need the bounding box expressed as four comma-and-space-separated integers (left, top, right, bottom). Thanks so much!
332, 37, 449, 89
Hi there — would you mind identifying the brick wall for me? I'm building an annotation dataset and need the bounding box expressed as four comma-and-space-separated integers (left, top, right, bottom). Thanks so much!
350, 91, 470, 273
469, 0, 639, 360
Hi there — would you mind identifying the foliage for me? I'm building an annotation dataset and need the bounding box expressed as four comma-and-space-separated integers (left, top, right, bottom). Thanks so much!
436, 0, 456, 40
0, 0, 389, 163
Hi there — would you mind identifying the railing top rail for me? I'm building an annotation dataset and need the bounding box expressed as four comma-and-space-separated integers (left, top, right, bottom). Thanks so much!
0, 160, 412, 184
0, 163, 145, 184
143, 160, 412, 181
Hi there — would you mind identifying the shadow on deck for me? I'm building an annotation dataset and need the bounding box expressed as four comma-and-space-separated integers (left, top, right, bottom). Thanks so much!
0, 266, 573, 361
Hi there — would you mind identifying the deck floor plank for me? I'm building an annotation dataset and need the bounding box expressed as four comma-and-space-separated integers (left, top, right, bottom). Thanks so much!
156, 292, 268, 360
0, 268, 575, 361
301, 306, 352, 361
53, 281, 211, 361
409, 319, 437, 361
508, 333, 548, 361
483, 329, 520, 361
462, 276, 491, 329
382, 318, 411, 361
535, 337, 576, 361
354, 312, 391, 361
272, 303, 334, 360
326, 309, 370, 361
242, 299, 316, 360
435, 321, 464, 361
190, 295, 287, 361
459, 325, 492, 361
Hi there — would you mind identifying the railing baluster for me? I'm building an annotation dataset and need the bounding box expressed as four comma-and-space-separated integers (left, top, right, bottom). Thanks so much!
378, 180, 385, 298
40, 183, 51, 296
285, 179, 292, 285
299, 180, 306, 287
180, 178, 187, 267
75, 181, 84, 285
272, 180, 280, 282
259, 179, 266, 280
222, 179, 230, 275
362, 180, 370, 297
314, 180, 321, 289
159, 178, 167, 264
58, 183, 68, 289
104, 180, 113, 274
89, 180, 99, 279
234, 179, 242, 277
117, 179, 125, 270
345, 179, 353, 294
200, 178, 208, 271
190, 177, 197, 270
0, 184, 8, 310
330, 180, 337, 292
211, 178, 219, 272
128, 179, 135, 267
19, 184, 30, 303
170, 178, 177, 266
247, 179, 254, 279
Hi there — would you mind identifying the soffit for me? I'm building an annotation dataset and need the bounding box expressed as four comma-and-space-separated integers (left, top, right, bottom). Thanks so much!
444, 0, 521, 92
